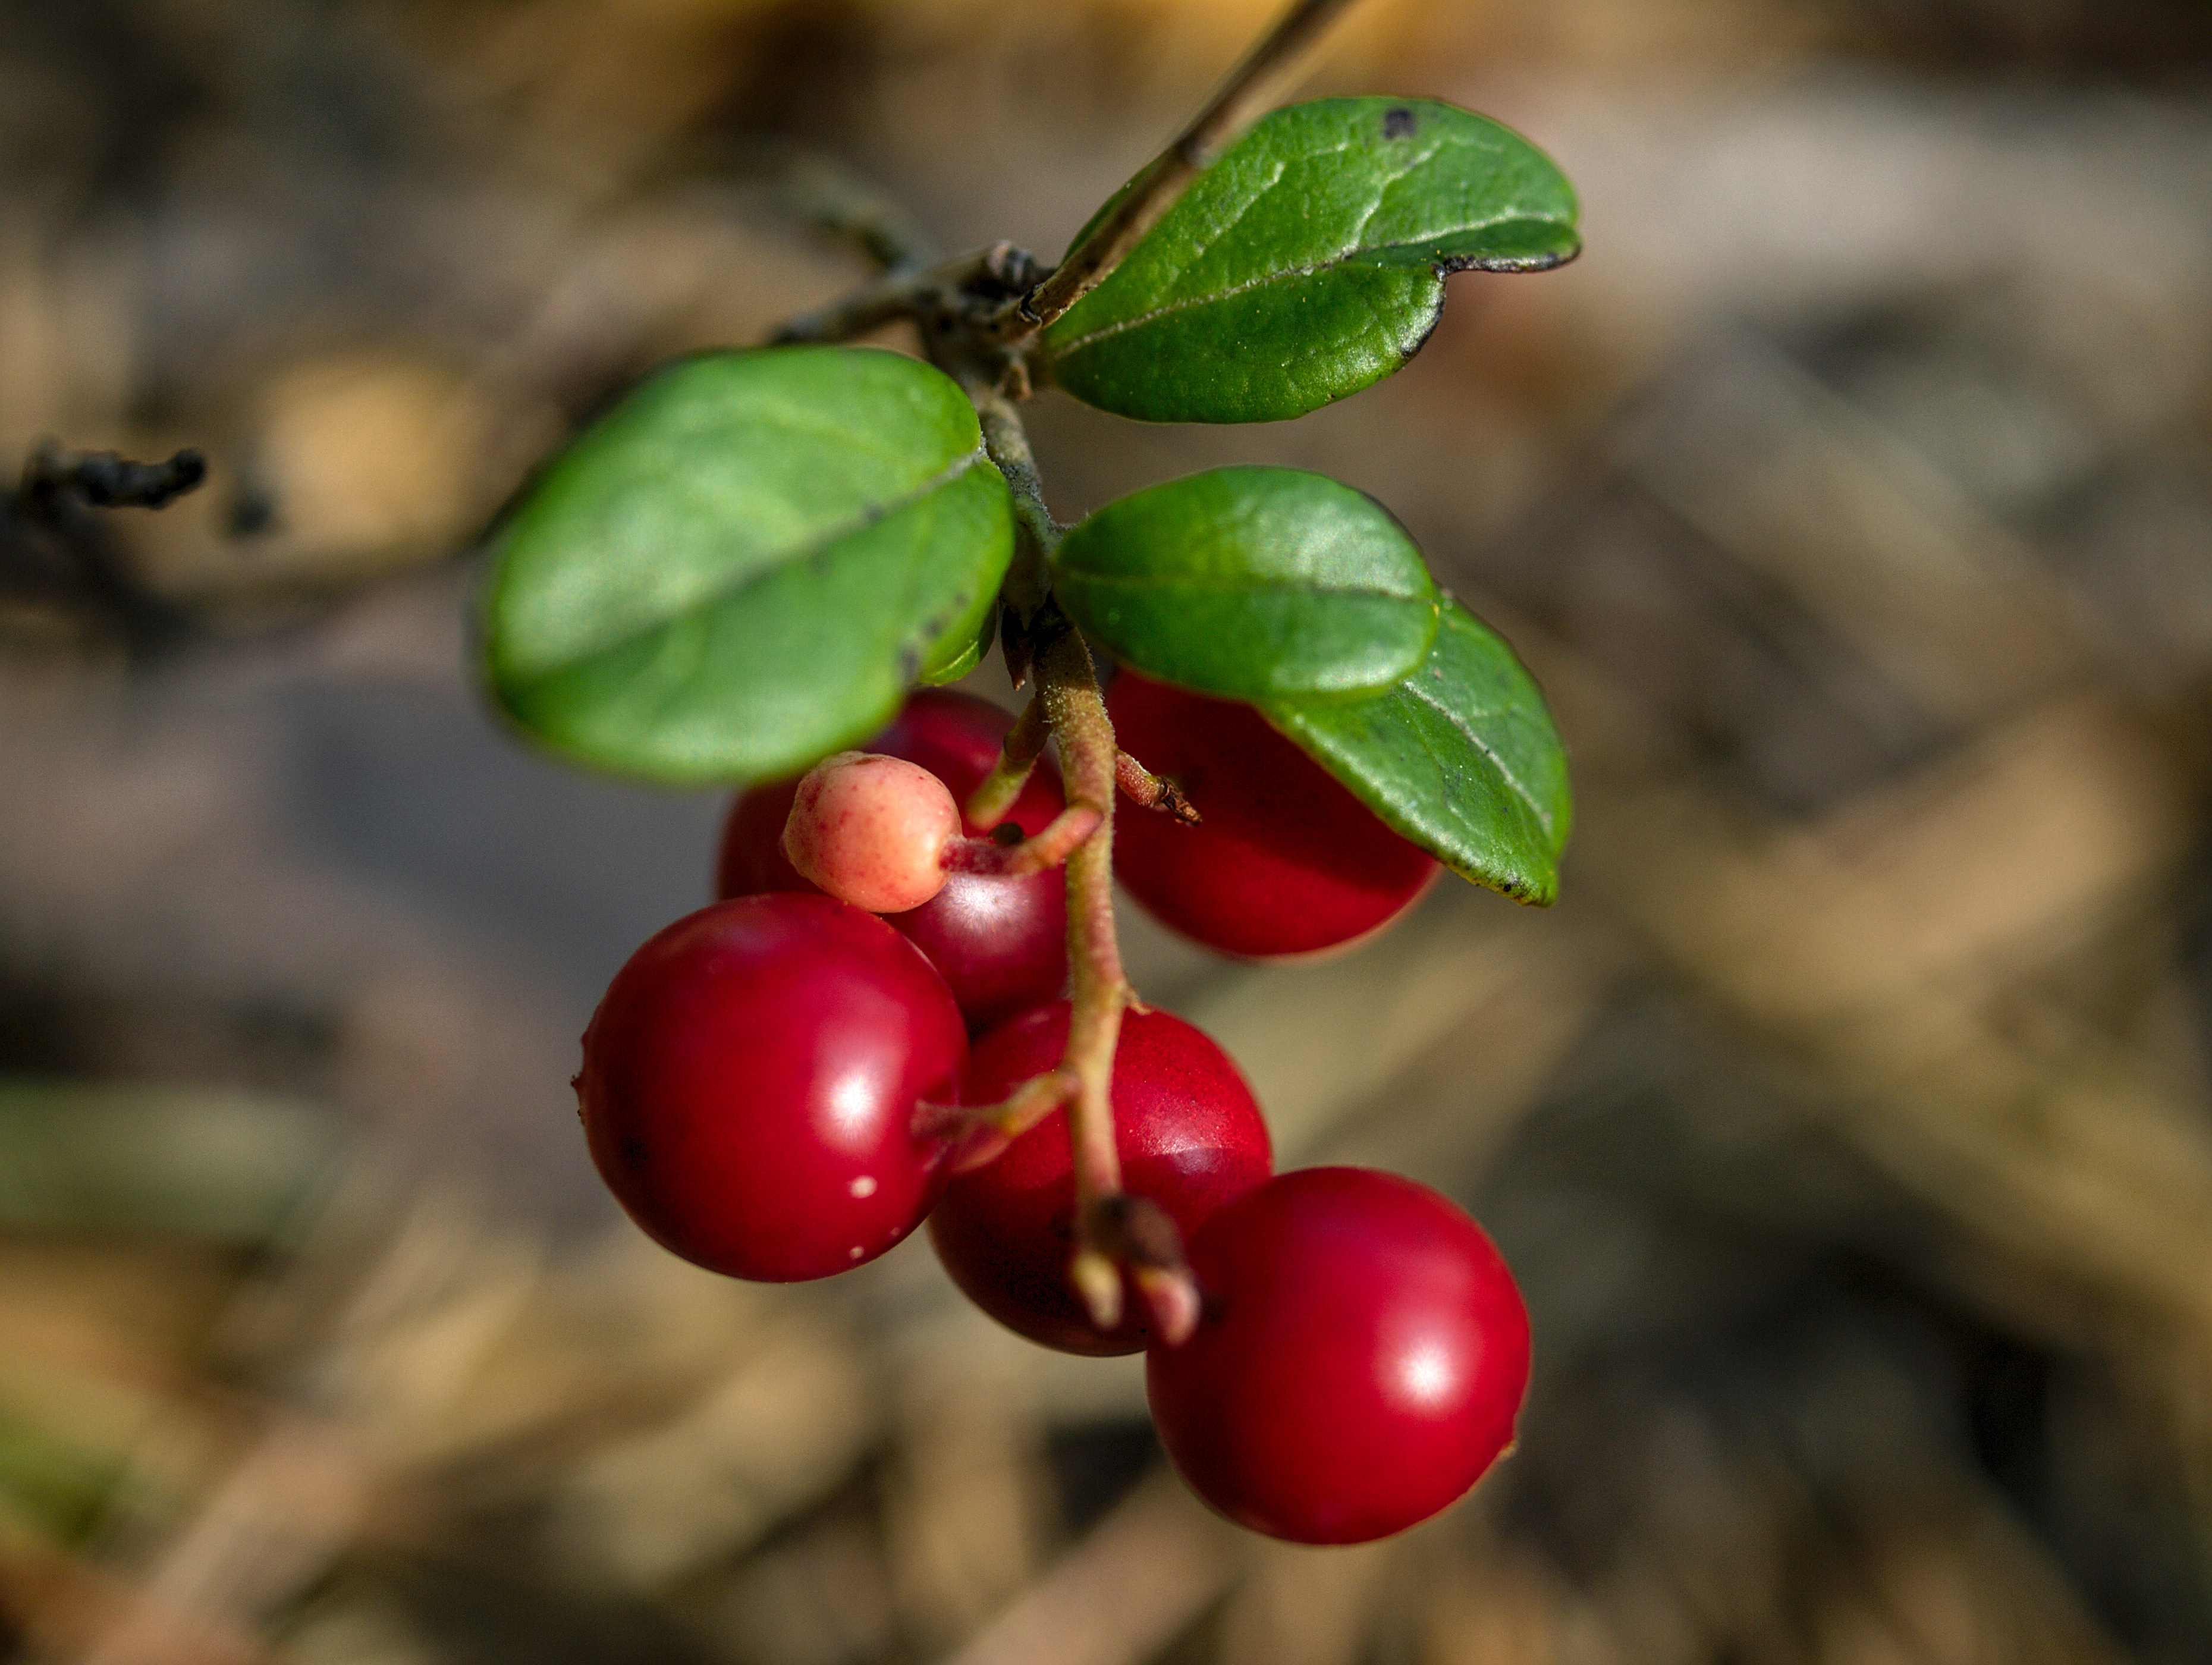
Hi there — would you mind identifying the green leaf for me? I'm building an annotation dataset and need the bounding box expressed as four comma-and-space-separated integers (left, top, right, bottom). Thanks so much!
1263, 598, 1571, 904
1052, 467, 1438, 699
1042, 98, 1579, 423
483, 347, 1013, 784
918, 597, 995, 686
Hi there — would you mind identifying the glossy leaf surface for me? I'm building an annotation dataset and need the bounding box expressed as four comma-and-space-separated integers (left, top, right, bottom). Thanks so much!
1264, 598, 1570, 904
483, 347, 1011, 784
1042, 98, 1580, 423
1052, 467, 1437, 699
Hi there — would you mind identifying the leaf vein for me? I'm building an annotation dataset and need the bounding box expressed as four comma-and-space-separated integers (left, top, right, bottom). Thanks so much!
1060, 571, 1428, 602
1048, 206, 1561, 359
1346, 136, 1450, 248
1402, 678, 1556, 843
532, 447, 988, 676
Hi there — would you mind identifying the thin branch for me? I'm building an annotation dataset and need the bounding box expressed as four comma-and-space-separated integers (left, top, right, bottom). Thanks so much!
1116, 750, 1200, 824
773, 241, 1047, 345
967, 695, 1050, 830
4, 445, 205, 655
772, 150, 940, 274
1000, 0, 1368, 339
21, 445, 207, 512
918, 1067, 1080, 1174
953, 367, 1061, 682
772, 271, 934, 344
1035, 627, 1135, 1330
945, 803, 1103, 877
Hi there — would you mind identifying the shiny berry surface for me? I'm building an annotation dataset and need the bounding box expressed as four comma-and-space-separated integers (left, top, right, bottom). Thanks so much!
1107, 673, 1440, 959
577, 893, 966, 1281
717, 690, 1067, 1031
929, 1001, 1272, 1355
1146, 1167, 1529, 1544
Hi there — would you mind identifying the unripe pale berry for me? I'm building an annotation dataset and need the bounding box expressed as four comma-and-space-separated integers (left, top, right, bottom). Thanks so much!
718, 691, 1069, 1032
781, 750, 962, 914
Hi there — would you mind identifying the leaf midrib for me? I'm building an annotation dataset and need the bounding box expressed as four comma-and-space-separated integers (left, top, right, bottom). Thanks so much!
1053, 568, 1433, 602
1048, 215, 1568, 360
508, 445, 988, 681
1048, 127, 1569, 360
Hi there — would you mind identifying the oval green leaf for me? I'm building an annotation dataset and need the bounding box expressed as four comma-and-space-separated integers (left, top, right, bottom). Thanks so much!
1052, 467, 1438, 700
482, 347, 1012, 784
1041, 98, 1579, 423
1262, 598, 1571, 904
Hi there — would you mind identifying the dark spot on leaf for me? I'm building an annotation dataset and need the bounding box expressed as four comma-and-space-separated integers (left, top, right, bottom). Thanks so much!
619, 1136, 648, 1170
1382, 107, 1416, 139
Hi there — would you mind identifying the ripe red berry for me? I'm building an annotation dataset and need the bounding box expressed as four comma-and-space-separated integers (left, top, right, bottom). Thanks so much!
929, 1002, 1272, 1355
1146, 1167, 1529, 1544
717, 690, 1067, 1032
782, 750, 961, 913
1107, 673, 1439, 959
576, 893, 966, 1281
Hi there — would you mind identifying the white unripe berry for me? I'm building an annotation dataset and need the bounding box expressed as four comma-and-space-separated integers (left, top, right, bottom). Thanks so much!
782, 751, 962, 913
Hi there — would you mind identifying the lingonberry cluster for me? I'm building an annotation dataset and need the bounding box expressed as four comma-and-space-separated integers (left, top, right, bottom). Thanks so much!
494, 0, 1577, 1556
575, 685, 1531, 1545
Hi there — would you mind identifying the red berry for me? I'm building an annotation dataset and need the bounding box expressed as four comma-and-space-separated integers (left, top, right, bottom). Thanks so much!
929, 1002, 1272, 1355
887, 870, 1064, 1035
717, 690, 1067, 1032
716, 774, 812, 897
782, 751, 961, 913
1107, 673, 1439, 959
1146, 1167, 1529, 1544
577, 893, 966, 1281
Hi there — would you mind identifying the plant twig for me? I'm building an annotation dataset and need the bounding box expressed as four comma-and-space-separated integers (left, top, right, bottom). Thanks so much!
947, 362, 1063, 684
772, 270, 938, 344
771, 150, 940, 274
967, 695, 1050, 829
945, 804, 1103, 876
1116, 750, 1201, 824
20, 445, 208, 512
918, 1067, 1081, 1174
1032, 627, 1135, 1330
775, 241, 1047, 346
998, 0, 1368, 340
964, 375, 1055, 610
4, 445, 205, 656
872, 89, 1281, 1341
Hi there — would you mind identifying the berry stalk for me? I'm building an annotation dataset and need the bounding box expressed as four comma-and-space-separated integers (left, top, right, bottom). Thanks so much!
1034, 624, 1135, 1330
906, 231, 1209, 1344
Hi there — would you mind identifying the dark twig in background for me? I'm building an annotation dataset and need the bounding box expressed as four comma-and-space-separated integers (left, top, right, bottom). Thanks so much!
2, 445, 206, 655
20, 446, 207, 513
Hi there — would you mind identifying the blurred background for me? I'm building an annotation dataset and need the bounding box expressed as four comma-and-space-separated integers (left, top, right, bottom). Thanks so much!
3, 0, 2211, 1660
